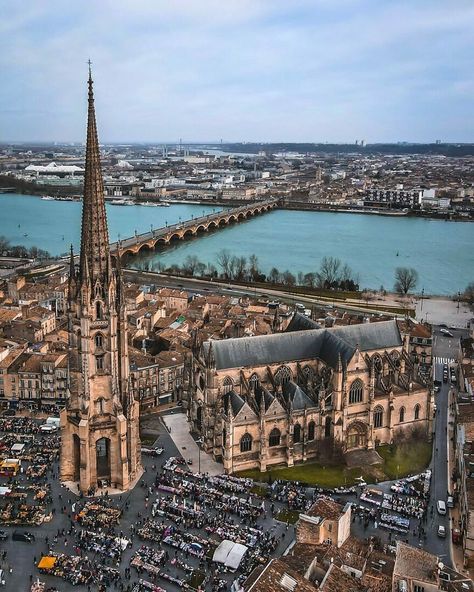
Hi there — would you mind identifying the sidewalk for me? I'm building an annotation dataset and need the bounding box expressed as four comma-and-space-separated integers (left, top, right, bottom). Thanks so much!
447, 391, 474, 579
161, 412, 223, 476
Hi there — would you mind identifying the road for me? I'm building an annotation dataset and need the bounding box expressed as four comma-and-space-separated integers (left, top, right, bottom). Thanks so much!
423, 327, 466, 563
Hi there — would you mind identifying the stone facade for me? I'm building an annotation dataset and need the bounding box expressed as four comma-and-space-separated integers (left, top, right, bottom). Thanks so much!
189, 320, 432, 473
60, 68, 140, 493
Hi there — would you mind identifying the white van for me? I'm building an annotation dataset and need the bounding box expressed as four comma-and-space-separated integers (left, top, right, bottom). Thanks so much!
437, 500, 447, 515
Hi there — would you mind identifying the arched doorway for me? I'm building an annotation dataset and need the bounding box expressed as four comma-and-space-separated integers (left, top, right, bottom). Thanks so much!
346, 422, 367, 450
196, 405, 203, 430
73, 434, 81, 482
96, 437, 111, 481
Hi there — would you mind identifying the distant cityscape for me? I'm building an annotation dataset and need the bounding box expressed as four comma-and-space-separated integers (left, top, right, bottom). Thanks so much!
1, 142, 473, 219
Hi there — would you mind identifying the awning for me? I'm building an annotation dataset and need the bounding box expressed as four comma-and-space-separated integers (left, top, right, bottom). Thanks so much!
38, 556, 56, 570
212, 540, 248, 571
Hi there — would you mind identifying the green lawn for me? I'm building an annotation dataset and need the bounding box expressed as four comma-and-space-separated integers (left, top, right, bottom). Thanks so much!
237, 463, 372, 488
237, 440, 432, 488
376, 441, 432, 480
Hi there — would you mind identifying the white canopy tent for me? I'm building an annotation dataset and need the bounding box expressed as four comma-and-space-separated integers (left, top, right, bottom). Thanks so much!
213, 540, 248, 571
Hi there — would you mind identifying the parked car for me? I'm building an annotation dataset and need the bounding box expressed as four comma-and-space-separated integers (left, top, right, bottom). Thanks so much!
141, 447, 164, 457
12, 531, 35, 542
437, 500, 447, 515
0, 531, 8, 540
440, 328, 454, 337
437, 525, 446, 538
2, 409, 15, 417
447, 496, 454, 508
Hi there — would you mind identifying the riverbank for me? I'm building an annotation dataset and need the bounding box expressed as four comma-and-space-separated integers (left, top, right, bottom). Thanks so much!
2, 193, 473, 295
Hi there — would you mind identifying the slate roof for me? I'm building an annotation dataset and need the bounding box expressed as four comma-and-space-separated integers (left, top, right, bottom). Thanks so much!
282, 381, 314, 410
285, 312, 321, 332
204, 320, 402, 371
223, 390, 245, 416
254, 386, 275, 411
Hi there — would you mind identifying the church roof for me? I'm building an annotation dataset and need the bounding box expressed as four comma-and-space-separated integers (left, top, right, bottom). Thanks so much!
282, 381, 314, 410
204, 320, 401, 371
223, 390, 245, 416
254, 386, 275, 411
285, 312, 321, 332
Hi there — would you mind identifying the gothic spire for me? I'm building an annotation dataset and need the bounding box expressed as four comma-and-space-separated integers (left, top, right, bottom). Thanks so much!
79, 62, 111, 289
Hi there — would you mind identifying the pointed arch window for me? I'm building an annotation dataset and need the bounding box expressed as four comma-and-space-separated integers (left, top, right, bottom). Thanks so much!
269, 427, 281, 447
240, 433, 252, 453
96, 301, 103, 320
399, 407, 405, 423
275, 366, 292, 386
302, 365, 314, 385
95, 333, 104, 349
414, 404, 421, 420
374, 406, 384, 428
308, 420, 315, 441
293, 423, 301, 443
249, 373, 259, 393
223, 376, 234, 394
96, 355, 104, 372
349, 379, 363, 404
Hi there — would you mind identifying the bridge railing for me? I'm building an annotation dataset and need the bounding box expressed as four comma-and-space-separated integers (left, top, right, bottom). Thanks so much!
111, 198, 277, 252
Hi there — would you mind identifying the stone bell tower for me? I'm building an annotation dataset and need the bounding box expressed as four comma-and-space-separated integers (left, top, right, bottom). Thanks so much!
60, 64, 141, 492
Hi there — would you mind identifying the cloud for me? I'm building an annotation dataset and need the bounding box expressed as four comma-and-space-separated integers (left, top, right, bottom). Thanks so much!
0, 0, 473, 142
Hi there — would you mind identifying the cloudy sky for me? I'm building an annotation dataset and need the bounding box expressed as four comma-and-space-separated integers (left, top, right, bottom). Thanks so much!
1, 0, 473, 143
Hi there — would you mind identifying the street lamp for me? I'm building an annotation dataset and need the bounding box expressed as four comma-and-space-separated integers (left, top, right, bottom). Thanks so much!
196, 437, 204, 474
420, 288, 424, 312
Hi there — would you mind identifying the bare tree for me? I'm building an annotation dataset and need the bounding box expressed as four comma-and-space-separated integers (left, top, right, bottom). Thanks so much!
248, 254, 260, 281
282, 270, 296, 287
206, 262, 218, 278
216, 249, 231, 278
183, 254, 201, 276
318, 256, 341, 286
297, 271, 304, 286
394, 267, 418, 295
463, 282, 474, 305
235, 256, 247, 280
268, 267, 281, 284
228, 256, 238, 280
303, 272, 316, 288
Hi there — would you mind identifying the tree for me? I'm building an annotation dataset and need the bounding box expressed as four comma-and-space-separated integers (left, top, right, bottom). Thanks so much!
248, 254, 260, 281
183, 255, 201, 276
206, 262, 218, 278
303, 272, 316, 288
268, 267, 281, 284
317, 256, 342, 287
297, 271, 304, 286
0, 236, 10, 254
394, 267, 418, 295
463, 282, 474, 305
235, 256, 247, 280
282, 270, 296, 287
216, 249, 231, 278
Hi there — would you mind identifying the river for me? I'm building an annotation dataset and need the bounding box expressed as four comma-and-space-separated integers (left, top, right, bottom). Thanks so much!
1, 193, 473, 295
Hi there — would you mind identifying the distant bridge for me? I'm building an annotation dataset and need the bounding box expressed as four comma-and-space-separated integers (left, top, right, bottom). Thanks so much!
111, 198, 278, 260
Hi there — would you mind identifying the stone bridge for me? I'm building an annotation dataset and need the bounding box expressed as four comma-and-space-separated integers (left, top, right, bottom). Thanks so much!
111, 198, 278, 260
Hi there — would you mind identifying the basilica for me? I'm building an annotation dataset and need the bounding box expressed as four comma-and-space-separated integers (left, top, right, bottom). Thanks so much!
189, 316, 432, 473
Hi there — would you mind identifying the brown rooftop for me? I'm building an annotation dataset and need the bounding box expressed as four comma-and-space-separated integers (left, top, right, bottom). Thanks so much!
305, 496, 344, 521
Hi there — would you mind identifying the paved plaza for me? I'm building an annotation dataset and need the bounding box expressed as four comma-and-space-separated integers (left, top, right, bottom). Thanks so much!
161, 411, 223, 476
